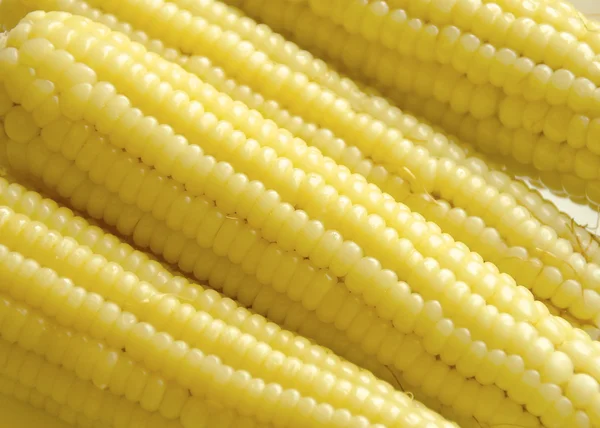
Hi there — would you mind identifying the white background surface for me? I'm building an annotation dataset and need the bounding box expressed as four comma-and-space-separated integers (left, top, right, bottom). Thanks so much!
571, 0, 600, 17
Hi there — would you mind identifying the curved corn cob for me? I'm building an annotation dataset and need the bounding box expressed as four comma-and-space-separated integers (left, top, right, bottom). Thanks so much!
233, 0, 600, 206
0, 176, 416, 395
0, 208, 427, 425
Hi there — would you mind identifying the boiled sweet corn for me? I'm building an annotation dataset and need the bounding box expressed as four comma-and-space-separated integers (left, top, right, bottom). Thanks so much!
0, 1, 600, 427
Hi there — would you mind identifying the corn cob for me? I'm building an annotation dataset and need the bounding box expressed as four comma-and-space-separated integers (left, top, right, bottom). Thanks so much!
9, 78, 596, 348
235, 0, 600, 206
0, 231, 406, 426
1, 0, 590, 254
302, 0, 599, 114
390, 86, 600, 201
382, 0, 598, 57
104, 1, 600, 332
0, 208, 424, 423
0, 378, 99, 428
40, 0, 588, 283
0, 1, 595, 426
218, 6, 600, 267
0, 176, 415, 393
0, 294, 190, 427
0, 174, 452, 423
0, 239, 428, 427
0, 0, 572, 332
228, 0, 600, 332
0, 20, 592, 350
237, 0, 594, 206
386, 82, 598, 206
179, 0, 600, 258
